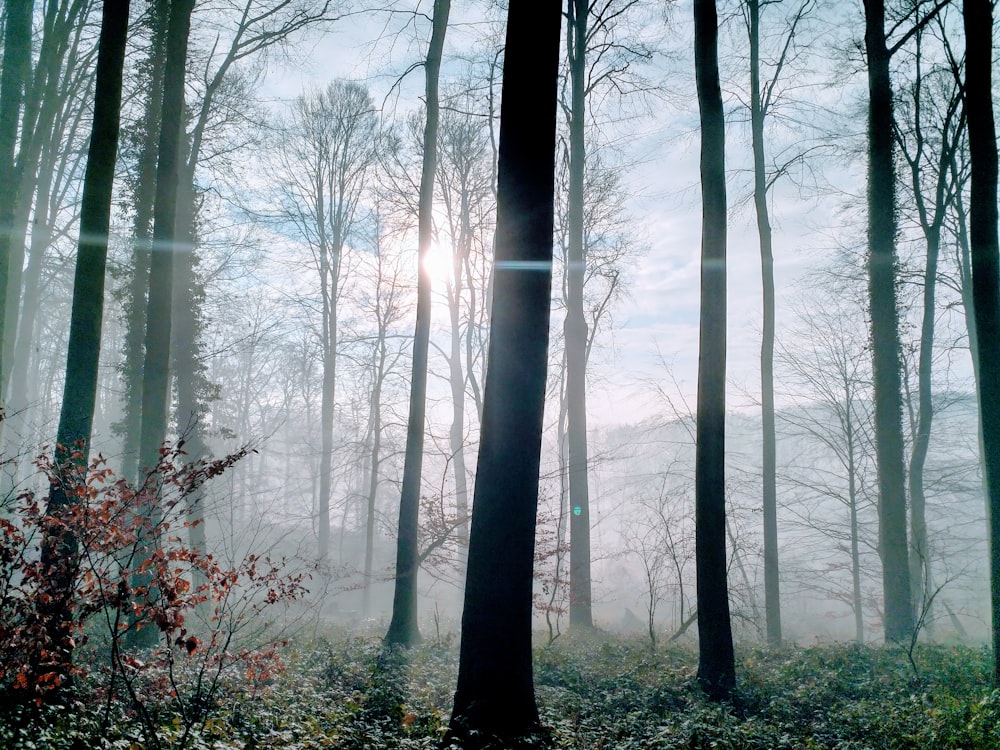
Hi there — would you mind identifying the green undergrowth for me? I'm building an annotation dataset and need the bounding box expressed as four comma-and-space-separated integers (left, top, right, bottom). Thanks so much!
2, 630, 997, 749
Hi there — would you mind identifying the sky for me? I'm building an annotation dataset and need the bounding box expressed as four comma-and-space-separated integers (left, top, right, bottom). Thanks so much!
251, 0, 869, 429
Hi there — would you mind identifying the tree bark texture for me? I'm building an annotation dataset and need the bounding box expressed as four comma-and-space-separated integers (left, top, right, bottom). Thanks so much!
566, 0, 594, 631
962, 0, 1000, 686
384, 0, 451, 648
120, 0, 168, 483
39, 0, 130, 685
693, 0, 736, 702
446, 0, 562, 743
748, 0, 781, 648
863, 0, 913, 644
137, 0, 195, 479
0, 0, 33, 406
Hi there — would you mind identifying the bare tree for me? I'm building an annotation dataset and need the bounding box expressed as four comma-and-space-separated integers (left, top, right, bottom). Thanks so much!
276, 80, 380, 561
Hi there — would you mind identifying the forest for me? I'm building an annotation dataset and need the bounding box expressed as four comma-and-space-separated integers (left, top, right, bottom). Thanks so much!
1, 0, 999, 747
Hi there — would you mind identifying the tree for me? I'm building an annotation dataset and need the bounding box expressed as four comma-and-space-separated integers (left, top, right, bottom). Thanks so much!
356, 227, 411, 618
137, 0, 196, 481
744, 0, 817, 649
862, 0, 952, 645
693, 0, 735, 701
561, 0, 650, 632
962, 0, 1000, 685
893, 23, 966, 621
384, 0, 451, 648
777, 273, 878, 645
0, 0, 33, 406
37, 0, 130, 685
130, 0, 196, 648
277, 80, 379, 561
565, 0, 595, 631
1, 0, 94, 397
118, 0, 169, 484
434, 96, 494, 552
446, 0, 562, 744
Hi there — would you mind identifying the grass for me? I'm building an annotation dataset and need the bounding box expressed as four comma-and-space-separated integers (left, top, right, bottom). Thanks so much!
2, 630, 997, 749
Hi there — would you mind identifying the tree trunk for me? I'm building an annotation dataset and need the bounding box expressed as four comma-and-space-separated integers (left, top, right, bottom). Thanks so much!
863, 0, 913, 644
748, 0, 781, 647
120, 0, 168, 483
962, 0, 1000, 686
693, 0, 736, 701
131, 0, 195, 649
3, 0, 90, 394
446, 0, 562, 744
362, 338, 386, 618
384, 0, 450, 648
0, 0, 34, 397
38, 0, 129, 687
171, 146, 208, 568
566, 0, 594, 631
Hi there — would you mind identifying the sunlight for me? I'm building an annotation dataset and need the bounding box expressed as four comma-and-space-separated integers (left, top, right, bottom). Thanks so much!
421, 240, 453, 290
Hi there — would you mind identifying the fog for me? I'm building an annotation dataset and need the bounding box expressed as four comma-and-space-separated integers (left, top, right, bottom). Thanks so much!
1, 0, 990, 659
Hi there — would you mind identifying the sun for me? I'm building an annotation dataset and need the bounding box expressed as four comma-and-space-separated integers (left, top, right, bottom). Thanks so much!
421, 240, 453, 289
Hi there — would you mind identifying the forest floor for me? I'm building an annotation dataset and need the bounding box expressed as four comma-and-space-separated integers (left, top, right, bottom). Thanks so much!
3, 628, 999, 749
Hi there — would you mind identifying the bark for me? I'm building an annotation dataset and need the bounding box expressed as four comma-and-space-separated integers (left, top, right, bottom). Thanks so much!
898, 50, 963, 621
171, 140, 208, 565
962, 0, 1000, 686
120, 0, 168, 483
446, 0, 562, 743
384, 0, 450, 648
130, 0, 195, 649
748, 0, 780, 647
693, 0, 735, 701
566, 0, 593, 631
863, 0, 913, 644
39, 0, 130, 685
137, 0, 194, 476
0, 0, 33, 409
0, 0, 32, 396
362, 327, 387, 618
3, 0, 91, 394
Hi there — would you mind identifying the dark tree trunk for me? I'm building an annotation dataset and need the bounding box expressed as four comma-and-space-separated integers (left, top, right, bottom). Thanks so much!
566, 0, 593, 631
0, 0, 33, 403
137, 0, 195, 478
131, 0, 195, 649
3, 0, 90, 394
120, 0, 168, 483
384, 0, 450, 648
446, 0, 562, 744
748, 0, 781, 648
693, 0, 735, 702
38, 0, 130, 685
962, 0, 1000, 686
171, 145, 208, 566
863, 0, 913, 644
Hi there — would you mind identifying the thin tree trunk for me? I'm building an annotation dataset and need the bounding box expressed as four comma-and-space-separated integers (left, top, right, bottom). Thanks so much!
693, 0, 736, 701
748, 0, 780, 647
362, 341, 386, 618
566, 0, 593, 631
384, 0, 451, 648
446, 0, 562, 743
